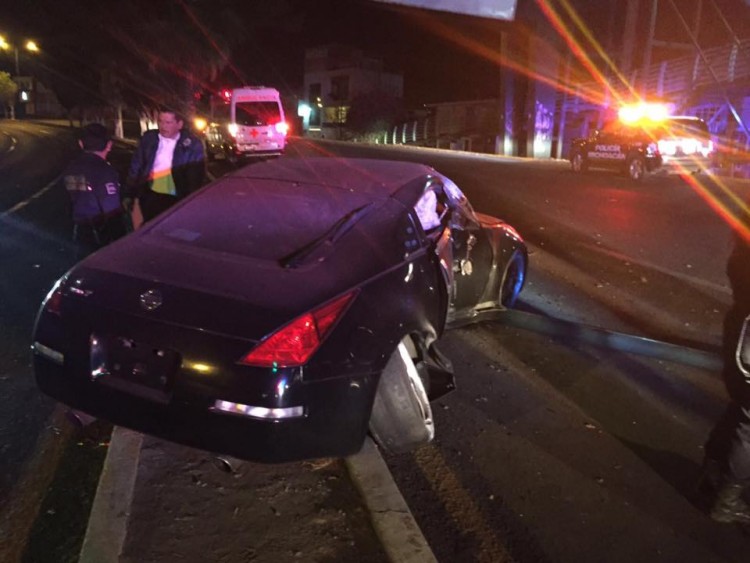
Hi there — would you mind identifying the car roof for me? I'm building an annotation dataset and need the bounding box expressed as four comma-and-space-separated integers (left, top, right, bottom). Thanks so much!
122, 157, 444, 266
81, 157, 443, 314
225, 157, 438, 199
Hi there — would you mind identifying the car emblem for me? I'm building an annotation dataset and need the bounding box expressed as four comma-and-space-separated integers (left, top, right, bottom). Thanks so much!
140, 289, 163, 311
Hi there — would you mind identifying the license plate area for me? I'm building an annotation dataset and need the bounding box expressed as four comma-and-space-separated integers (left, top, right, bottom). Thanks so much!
90, 334, 180, 403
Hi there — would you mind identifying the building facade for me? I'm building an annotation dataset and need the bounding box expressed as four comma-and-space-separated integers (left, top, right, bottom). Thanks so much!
300, 45, 404, 139
12, 75, 65, 118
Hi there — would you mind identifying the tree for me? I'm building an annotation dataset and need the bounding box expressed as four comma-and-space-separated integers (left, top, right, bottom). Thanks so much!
6, 0, 244, 132
6, 0, 301, 132
0, 72, 18, 119
97, 1, 250, 133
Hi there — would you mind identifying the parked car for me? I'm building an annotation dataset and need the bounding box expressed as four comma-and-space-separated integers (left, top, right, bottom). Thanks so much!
32, 157, 527, 462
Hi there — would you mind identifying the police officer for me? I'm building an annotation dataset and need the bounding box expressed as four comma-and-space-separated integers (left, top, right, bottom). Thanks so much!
703, 227, 750, 525
63, 123, 127, 256
124, 109, 206, 224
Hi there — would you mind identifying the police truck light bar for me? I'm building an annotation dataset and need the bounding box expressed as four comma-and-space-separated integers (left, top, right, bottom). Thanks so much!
618, 102, 670, 124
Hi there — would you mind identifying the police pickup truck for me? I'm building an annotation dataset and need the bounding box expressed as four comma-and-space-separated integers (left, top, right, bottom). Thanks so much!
569, 119, 662, 181
570, 113, 713, 181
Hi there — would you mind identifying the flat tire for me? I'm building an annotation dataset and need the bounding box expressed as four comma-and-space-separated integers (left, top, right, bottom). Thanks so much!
369, 337, 434, 453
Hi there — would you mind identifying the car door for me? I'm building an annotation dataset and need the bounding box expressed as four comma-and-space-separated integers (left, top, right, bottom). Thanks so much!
414, 183, 454, 295
589, 123, 626, 170
423, 179, 493, 316
413, 179, 493, 320
444, 189, 493, 314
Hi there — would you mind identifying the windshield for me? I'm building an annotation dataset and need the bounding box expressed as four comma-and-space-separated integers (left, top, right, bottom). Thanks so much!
234, 101, 281, 127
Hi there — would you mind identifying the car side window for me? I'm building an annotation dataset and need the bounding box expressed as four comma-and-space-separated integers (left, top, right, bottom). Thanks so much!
442, 177, 479, 231
414, 188, 444, 233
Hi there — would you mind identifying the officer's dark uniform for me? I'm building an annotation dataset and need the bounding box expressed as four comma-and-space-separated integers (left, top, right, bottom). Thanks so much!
702, 229, 750, 525
63, 151, 126, 255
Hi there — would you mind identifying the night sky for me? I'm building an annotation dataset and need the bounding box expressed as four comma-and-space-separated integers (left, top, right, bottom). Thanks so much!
2, 0, 749, 109
226, 0, 510, 105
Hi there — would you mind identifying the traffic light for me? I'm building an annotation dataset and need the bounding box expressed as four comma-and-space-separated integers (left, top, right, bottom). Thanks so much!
220, 88, 231, 103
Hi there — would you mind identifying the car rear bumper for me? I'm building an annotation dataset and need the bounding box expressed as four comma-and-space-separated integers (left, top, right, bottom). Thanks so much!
34, 354, 376, 463
235, 141, 285, 156
658, 155, 712, 174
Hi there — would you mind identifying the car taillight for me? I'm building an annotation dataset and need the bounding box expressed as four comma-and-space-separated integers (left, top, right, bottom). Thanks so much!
240, 291, 357, 367
274, 121, 289, 136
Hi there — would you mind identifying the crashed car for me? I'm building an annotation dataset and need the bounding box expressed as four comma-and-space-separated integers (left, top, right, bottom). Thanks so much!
32, 157, 527, 462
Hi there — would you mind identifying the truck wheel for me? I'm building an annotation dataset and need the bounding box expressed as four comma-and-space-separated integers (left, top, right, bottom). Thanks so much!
369, 336, 434, 453
627, 156, 645, 181
571, 152, 588, 173
204, 142, 215, 162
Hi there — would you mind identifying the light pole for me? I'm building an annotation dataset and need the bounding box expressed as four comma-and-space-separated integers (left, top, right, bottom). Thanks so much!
0, 36, 39, 76
0, 36, 40, 120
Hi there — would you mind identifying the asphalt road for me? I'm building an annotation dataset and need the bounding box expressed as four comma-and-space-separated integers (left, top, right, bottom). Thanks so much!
0, 121, 128, 562
2, 122, 750, 562
292, 138, 750, 561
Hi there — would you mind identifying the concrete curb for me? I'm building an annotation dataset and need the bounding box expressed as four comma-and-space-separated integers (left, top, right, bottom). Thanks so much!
345, 438, 438, 563
78, 427, 143, 563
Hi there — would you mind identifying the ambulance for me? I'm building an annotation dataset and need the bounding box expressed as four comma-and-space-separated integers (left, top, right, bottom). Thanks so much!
204, 86, 288, 162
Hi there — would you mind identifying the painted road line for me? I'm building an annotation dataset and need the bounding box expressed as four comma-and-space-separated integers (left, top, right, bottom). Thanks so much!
413, 444, 515, 563
79, 427, 143, 563
82, 430, 432, 562
346, 437, 438, 563
0, 177, 60, 218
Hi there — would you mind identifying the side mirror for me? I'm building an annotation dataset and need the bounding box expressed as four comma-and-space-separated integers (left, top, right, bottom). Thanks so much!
737, 315, 750, 377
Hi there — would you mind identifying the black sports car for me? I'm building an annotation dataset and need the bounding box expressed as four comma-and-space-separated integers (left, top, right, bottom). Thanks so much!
33, 157, 527, 462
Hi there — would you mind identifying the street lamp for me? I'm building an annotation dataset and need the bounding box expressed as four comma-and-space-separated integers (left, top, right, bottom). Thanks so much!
0, 35, 40, 76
